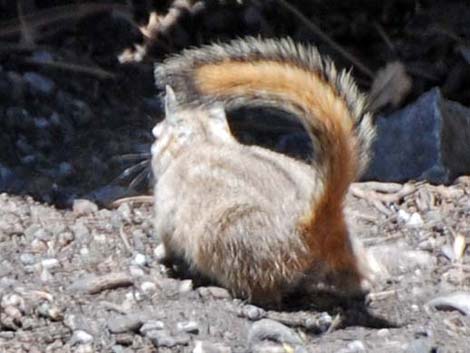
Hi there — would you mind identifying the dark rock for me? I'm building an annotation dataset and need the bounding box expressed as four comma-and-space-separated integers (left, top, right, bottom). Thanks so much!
23, 72, 56, 97
6, 107, 33, 130
0, 163, 23, 192
56, 91, 93, 126
6, 72, 25, 102
31, 50, 54, 63
365, 88, 470, 183
276, 132, 312, 161
86, 185, 137, 206
34, 117, 51, 129
0, 73, 13, 103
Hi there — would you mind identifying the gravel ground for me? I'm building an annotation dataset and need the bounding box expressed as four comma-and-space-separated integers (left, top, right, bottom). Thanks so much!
1, 2, 470, 352
1, 178, 469, 353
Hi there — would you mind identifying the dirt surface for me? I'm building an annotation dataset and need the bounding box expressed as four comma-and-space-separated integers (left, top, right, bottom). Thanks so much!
1, 1, 470, 352
1, 179, 469, 353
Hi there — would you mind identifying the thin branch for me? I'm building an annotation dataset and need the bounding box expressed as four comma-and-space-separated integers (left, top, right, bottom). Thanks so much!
21, 58, 115, 80
276, 0, 374, 79
0, 3, 131, 39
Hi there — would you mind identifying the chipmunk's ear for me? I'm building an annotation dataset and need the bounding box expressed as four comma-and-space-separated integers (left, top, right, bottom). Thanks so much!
164, 85, 179, 119
207, 103, 227, 123
206, 103, 234, 142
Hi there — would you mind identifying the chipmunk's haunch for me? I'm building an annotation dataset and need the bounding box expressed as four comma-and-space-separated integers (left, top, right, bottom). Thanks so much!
151, 37, 375, 304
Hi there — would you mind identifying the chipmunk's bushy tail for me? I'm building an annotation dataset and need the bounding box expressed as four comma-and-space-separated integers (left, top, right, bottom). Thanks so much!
155, 37, 375, 279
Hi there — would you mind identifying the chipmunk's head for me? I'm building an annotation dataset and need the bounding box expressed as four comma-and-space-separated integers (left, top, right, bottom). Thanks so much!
151, 85, 235, 179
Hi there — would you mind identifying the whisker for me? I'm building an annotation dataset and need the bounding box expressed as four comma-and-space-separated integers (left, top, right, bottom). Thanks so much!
129, 164, 152, 190
112, 152, 152, 163
114, 159, 149, 183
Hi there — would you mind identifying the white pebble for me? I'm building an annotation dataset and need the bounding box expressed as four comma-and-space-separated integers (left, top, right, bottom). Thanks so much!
41, 258, 59, 269
20, 253, 36, 265
154, 244, 167, 262
179, 280, 194, 293
72, 330, 93, 344
129, 265, 144, 277
141, 281, 157, 294
177, 321, 199, 334
73, 199, 98, 216
133, 253, 147, 267
398, 209, 410, 222
407, 213, 424, 227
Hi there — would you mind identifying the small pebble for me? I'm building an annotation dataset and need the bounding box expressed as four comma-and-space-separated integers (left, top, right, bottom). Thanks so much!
71, 330, 93, 345
251, 343, 291, 353
398, 209, 411, 222
347, 340, 366, 353
129, 266, 145, 278
73, 199, 98, 216
154, 244, 167, 262
107, 313, 147, 333
177, 321, 200, 334
117, 203, 132, 222
74, 343, 94, 353
405, 338, 434, 353
141, 281, 157, 294
248, 319, 303, 346
407, 213, 424, 227
41, 258, 60, 269
40, 268, 53, 282
241, 305, 266, 321
316, 312, 333, 332
1, 294, 25, 310
179, 279, 194, 293
193, 340, 232, 353
198, 286, 231, 300
147, 329, 190, 348
23, 72, 55, 97
114, 333, 134, 346
133, 253, 147, 267
37, 302, 63, 321
377, 328, 389, 337
140, 320, 165, 335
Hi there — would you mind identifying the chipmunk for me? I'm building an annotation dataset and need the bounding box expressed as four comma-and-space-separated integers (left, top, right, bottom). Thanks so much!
151, 37, 376, 305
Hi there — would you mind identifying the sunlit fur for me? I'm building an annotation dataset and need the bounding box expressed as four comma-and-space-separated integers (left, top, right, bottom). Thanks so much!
152, 38, 376, 304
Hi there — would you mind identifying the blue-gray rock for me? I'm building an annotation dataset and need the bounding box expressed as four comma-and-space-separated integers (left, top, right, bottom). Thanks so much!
0, 73, 13, 102
23, 72, 55, 97
0, 170, 24, 193
56, 91, 92, 126
364, 88, 470, 184
6, 107, 33, 129
31, 50, 54, 63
